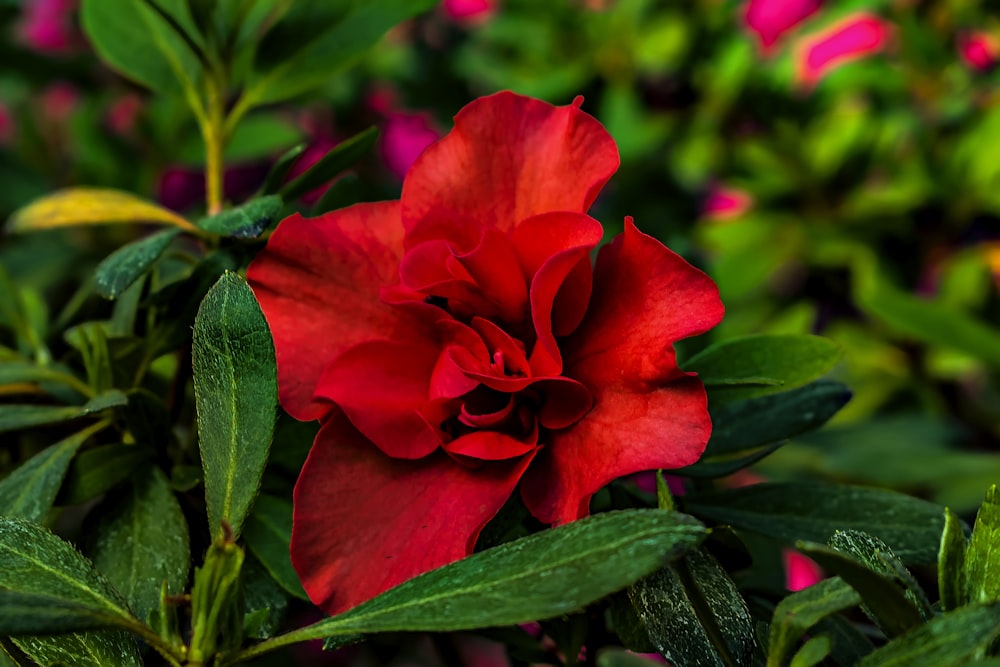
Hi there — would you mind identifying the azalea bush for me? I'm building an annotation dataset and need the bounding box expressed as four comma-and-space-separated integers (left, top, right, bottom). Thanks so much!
3, 1, 1000, 666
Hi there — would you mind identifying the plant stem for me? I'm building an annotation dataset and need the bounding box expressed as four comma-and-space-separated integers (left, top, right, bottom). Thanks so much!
203, 74, 228, 216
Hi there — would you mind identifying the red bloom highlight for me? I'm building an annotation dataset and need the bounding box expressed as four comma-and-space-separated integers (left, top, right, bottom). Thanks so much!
744, 0, 821, 53
795, 12, 891, 87
247, 91, 724, 615
959, 31, 1000, 72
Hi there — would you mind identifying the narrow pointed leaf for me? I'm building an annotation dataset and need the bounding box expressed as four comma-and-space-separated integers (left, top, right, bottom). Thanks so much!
8, 188, 196, 233
966, 485, 1000, 604
685, 482, 947, 564
89, 467, 190, 623
280, 128, 377, 201
686, 334, 842, 401
12, 631, 141, 667
938, 508, 967, 611
229, 510, 706, 663
242, 495, 308, 600
0, 421, 107, 521
261, 144, 307, 195
0, 362, 90, 395
857, 602, 1000, 667
60, 444, 150, 505
767, 577, 860, 667
789, 635, 832, 667
0, 391, 125, 434
193, 272, 277, 539
196, 195, 283, 238
0, 591, 129, 635
95, 228, 181, 299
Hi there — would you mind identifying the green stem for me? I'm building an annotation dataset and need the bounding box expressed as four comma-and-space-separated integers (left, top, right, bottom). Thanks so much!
203, 75, 228, 216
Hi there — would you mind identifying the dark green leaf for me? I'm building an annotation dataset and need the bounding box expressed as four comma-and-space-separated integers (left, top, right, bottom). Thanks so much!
702, 381, 851, 457
856, 602, 1000, 666
966, 485, 1000, 605
311, 173, 362, 214
0, 361, 90, 396
230, 510, 706, 662
0, 421, 107, 522
90, 467, 190, 623
681, 442, 785, 478
768, 577, 861, 666
280, 128, 377, 201
789, 635, 832, 667
60, 444, 150, 506
628, 548, 755, 667
242, 495, 308, 600
685, 482, 947, 564
80, 0, 201, 98
193, 272, 277, 539
0, 391, 125, 434
242, 555, 290, 640
196, 195, 284, 239
596, 648, 663, 667
260, 143, 307, 195
0, 518, 142, 665
246, 0, 437, 104
814, 614, 875, 666
148, 0, 208, 52
797, 542, 925, 638
0, 591, 128, 635
938, 508, 967, 611
686, 334, 842, 401
95, 228, 181, 299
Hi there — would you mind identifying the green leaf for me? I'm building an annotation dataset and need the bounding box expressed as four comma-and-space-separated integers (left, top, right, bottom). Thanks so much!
966, 485, 1000, 604
95, 228, 181, 299
89, 466, 190, 624
60, 444, 150, 506
700, 381, 851, 458
0, 517, 143, 665
797, 541, 925, 638
856, 602, 1000, 667
767, 577, 860, 667
0, 390, 126, 434
147, 0, 207, 53
80, 0, 201, 99
938, 508, 967, 612
685, 482, 947, 564
0, 361, 91, 396
227, 510, 706, 664
242, 495, 308, 600
196, 195, 283, 239
7, 188, 196, 234
789, 635, 832, 667
260, 143, 307, 195
0, 591, 130, 634
596, 647, 664, 667
311, 173, 362, 214
242, 554, 290, 640
0, 421, 108, 522
246, 0, 437, 105
686, 334, 842, 401
628, 548, 756, 667
193, 272, 277, 539
279, 127, 378, 201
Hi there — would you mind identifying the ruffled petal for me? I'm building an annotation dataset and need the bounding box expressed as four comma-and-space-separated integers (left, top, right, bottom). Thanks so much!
520, 376, 710, 525
291, 415, 532, 614
314, 340, 445, 459
247, 203, 432, 421
521, 219, 724, 525
401, 91, 620, 250
562, 219, 724, 387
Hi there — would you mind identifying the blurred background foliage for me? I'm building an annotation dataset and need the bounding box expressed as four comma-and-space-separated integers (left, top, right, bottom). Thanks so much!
2, 0, 1000, 521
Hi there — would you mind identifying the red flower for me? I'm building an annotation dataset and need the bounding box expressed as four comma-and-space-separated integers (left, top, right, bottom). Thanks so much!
247, 92, 724, 615
794, 12, 892, 87
958, 31, 1000, 73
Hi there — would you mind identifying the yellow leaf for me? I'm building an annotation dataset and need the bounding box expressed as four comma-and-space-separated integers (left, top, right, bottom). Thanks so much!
7, 188, 199, 233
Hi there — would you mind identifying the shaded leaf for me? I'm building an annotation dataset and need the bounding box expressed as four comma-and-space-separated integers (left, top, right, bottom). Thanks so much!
966, 485, 1000, 604
280, 128, 377, 201
95, 228, 181, 299
90, 467, 190, 623
0, 362, 91, 396
938, 508, 967, 612
767, 577, 860, 667
260, 143, 307, 195
685, 482, 947, 564
0, 591, 128, 635
242, 495, 308, 600
0, 421, 108, 522
197, 195, 284, 238
193, 272, 277, 539
8, 188, 195, 233
789, 635, 832, 667
0, 391, 126, 434
60, 444, 150, 506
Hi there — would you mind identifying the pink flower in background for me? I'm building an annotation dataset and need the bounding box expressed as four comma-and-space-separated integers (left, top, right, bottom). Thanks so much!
744, 0, 821, 52
0, 104, 13, 146
703, 185, 753, 221
285, 137, 340, 204
783, 550, 824, 591
442, 0, 496, 23
39, 83, 78, 122
380, 111, 442, 180
959, 31, 1000, 72
17, 0, 77, 54
795, 13, 892, 86
105, 94, 144, 136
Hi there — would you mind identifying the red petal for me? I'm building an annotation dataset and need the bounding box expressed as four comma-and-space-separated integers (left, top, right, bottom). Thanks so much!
444, 430, 537, 460
314, 340, 444, 459
521, 220, 724, 525
563, 219, 724, 387
521, 377, 711, 524
247, 203, 432, 421
401, 91, 620, 250
292, 415, 532, 614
